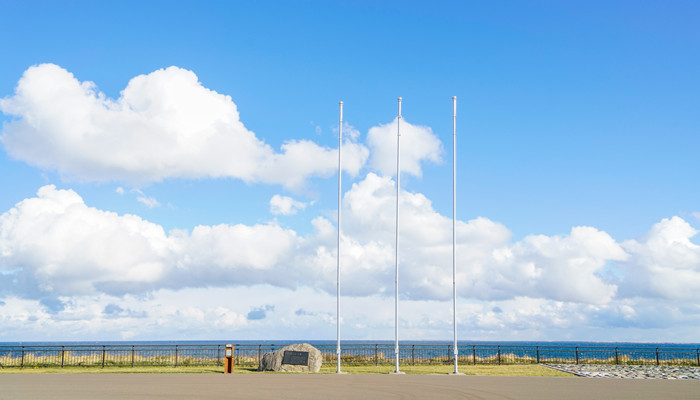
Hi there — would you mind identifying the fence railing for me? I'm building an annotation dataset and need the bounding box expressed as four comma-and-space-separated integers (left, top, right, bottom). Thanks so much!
0, 345, 222, 369
2, 344, 699, 369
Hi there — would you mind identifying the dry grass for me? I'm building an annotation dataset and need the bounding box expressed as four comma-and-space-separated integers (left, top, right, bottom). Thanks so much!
0, 365, 221, 374
0, 364, 572, 377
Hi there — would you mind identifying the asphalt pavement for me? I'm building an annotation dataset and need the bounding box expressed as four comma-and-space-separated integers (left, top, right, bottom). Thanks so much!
1, 373, 699, 400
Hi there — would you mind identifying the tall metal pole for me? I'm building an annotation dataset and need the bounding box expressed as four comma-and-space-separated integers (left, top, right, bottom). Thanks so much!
337, 101, 343, 374
452, 96, 459, 374
394, 97, 402, 374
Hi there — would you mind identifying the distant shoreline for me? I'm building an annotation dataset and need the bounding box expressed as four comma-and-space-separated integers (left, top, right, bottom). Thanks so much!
3, 340, 700, 348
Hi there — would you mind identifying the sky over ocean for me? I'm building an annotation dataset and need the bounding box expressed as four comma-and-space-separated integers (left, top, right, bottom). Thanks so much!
0, 1, 699, 342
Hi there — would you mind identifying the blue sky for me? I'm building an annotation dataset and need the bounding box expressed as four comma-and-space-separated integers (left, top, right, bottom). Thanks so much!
0, 1, 699, 342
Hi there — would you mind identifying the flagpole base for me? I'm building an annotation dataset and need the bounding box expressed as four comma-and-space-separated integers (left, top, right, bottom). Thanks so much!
389, 371, 405, 375
447, 372, 466, 376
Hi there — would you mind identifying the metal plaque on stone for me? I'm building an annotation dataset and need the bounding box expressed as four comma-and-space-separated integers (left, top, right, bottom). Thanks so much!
282, 350, 309, 366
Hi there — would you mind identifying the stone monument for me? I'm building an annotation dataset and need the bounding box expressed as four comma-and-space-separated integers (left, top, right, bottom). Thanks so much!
258, 343, 322, 373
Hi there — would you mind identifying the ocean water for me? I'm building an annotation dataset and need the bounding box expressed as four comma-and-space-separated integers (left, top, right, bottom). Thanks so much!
1, 340, 699, 349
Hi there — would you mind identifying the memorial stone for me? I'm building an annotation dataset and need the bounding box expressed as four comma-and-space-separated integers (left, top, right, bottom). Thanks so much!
258, 343, 322, 373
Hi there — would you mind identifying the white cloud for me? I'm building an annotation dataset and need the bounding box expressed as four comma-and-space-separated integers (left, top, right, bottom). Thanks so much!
0, 64, 368, 189
136, 196, 160, 209
484, 226, 626, 304
2, 182, 700, 340
0, 180, 700, 338
0, 185, 172, 297
0, 180, 628, 305
134, 189, 160, 208
619, 217, 700, 300
0, 185, 327, 298
366, 118, 443, 177
338, 173, 626, 304
115, 187, 125, 195
4, 287, 700, 341
270, 194, 307, 215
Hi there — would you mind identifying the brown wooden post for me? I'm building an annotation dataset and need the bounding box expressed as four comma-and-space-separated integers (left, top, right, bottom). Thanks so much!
224, 344, 234, 373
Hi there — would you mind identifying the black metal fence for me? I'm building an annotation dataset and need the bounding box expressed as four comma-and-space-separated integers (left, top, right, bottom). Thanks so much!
2, 344, 699, 369
0, 345, 222, 368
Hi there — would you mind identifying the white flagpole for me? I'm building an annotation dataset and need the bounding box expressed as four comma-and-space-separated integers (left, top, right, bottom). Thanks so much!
337, 101, 343, 374
451, 96, 462, 375
393, 97, 403, 374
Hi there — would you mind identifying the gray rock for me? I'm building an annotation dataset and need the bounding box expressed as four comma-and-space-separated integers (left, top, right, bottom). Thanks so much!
258, 343, 323, 373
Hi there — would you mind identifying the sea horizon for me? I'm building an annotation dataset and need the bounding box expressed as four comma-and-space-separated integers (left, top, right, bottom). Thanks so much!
2, 340, 699, 349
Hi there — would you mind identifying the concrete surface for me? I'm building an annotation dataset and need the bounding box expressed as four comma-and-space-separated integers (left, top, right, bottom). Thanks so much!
1, 373, 699, 400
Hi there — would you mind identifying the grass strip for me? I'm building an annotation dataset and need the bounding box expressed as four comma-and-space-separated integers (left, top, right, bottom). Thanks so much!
0, 364, 572, 377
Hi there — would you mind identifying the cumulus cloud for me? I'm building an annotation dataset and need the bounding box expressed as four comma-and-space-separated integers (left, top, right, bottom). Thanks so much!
269, 194, 307, 215
619, 217, 700, 300
3, 286, 699, 341
0, 64, 368, 188
366, 118, 442, 177
2, 180, 699, 317
338, 173, 626, 304
3, 183, 700, 340
0, 185, 333, 298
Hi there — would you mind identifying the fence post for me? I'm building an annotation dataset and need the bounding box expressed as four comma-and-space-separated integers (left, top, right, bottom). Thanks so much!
615, 347, 619, 365
20, 346, 25, 369
61, 346, 65, 368
131, 346, 135, 368
102, 346, 106, 368
472, 345, 476, 365
375, 344, 378, 366
696, 349, 699, 367
497, 346, 501, 365
655, 348, 659, 366
575, 347, 579, 365
175, 345, 178, 368
412, 345, 415, 366
536, 346, 539, 364
447, 344, 451, 365
258, 345, 262, 365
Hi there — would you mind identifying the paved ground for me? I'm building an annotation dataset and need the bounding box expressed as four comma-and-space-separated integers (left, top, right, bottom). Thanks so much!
1, 374, 700, 400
